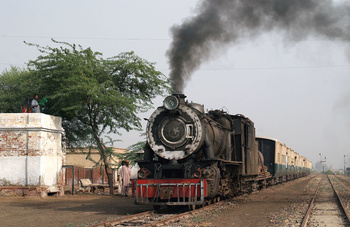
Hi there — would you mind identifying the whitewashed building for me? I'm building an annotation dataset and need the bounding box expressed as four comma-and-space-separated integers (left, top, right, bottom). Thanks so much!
0, 113, 65, 196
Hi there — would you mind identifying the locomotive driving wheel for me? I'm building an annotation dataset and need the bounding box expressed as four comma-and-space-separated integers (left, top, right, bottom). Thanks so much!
202, 165, 220, 197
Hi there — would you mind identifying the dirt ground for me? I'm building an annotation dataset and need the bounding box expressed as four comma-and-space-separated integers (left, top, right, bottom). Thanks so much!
177, 174, 317, 227
0, 194, 153, 227
0, 175, 317, 227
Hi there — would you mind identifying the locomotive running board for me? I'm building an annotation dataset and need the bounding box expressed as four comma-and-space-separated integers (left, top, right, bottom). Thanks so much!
215, 158, 243, 166
132, 179, 207, 206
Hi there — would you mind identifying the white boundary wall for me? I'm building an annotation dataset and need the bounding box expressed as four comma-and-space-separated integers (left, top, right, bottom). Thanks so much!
0, 113, 65, 193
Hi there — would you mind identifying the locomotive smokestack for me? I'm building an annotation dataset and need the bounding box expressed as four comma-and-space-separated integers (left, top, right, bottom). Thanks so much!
172, 94, 186, 98
167, 0, 350, 93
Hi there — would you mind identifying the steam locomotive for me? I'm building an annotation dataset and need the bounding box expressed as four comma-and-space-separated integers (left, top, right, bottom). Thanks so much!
132, 94, 311, 208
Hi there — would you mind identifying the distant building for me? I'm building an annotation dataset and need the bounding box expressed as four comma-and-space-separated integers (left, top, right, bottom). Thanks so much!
314, 161, 328, 172
66, 147, 126, 168
64, 148, 127, 188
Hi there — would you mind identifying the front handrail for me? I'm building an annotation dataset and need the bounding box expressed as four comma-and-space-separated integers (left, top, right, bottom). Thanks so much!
134, 180, 205, 206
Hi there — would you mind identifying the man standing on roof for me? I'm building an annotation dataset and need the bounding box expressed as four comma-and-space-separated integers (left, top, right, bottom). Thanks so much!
31, 94, 40, 113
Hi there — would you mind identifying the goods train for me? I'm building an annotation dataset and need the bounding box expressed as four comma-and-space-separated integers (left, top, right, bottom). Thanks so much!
132, 94, 311, 208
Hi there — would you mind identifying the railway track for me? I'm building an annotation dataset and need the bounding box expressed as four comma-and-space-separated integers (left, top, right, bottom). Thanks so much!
88, 200, 223, 227
86, 175, 313, 227
301, 175, 350, 227
333, 174, 350, 190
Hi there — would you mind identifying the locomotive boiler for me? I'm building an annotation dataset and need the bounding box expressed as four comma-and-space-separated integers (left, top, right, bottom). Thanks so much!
132, 94, 310, 208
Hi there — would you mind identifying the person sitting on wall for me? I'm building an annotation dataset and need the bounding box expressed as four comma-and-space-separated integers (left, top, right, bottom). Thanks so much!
31, 94, 40, 113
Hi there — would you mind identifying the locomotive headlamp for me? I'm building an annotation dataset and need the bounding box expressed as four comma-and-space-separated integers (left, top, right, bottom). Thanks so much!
163, 95, 179, 110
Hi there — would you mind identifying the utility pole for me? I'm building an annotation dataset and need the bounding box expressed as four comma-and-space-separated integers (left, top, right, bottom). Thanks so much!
344, 155, 347, 175
319, 153, 326, 174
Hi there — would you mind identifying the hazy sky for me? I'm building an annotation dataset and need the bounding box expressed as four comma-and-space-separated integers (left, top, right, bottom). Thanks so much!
1, 0, 349, 169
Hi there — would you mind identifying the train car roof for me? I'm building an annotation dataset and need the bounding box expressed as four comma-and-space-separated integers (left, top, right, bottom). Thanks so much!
256, 136, 280, 142
256, 136, 289, 148
256, 135, 295, 153
257, 136, 311, 163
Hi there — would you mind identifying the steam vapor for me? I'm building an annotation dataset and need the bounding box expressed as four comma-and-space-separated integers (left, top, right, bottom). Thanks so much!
166, 0, 350, 94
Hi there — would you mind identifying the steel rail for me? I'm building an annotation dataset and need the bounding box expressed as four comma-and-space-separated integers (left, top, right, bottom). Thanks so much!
88, 199, 223, 227
142, 209, 196, 227
328, 175, 350, 223
87, 210, 154, 227
301, 175, 350, 227
143, 200, 224, 227
147, 175, 314, 227
300, 175, 322, 227
88, 175, 315, 227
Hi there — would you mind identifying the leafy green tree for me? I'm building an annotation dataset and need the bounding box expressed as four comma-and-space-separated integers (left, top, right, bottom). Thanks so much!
117, 140, 146, 167
324, 169, 334, 175
26, 39, 169, 194
0, 67, 36, 113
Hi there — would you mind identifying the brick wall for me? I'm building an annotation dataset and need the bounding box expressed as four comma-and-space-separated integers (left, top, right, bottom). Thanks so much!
0, 113, 65, 196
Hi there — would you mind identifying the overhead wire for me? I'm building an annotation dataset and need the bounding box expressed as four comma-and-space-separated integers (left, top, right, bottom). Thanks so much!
0, 35, 170, 41
1, 35, 349, 70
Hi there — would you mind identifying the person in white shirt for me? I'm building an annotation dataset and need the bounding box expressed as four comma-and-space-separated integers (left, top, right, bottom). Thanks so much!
120, 160, 131, 197
31, 94, 40, 113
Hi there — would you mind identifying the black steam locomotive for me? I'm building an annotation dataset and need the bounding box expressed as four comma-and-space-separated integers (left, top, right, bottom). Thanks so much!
132, 94, 311, 208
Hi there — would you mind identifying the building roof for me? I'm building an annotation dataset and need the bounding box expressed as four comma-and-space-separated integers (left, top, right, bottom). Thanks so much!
65, 147, 127, 168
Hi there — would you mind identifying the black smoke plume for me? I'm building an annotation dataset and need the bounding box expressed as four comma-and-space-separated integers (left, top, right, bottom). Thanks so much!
167, 0, 350, 94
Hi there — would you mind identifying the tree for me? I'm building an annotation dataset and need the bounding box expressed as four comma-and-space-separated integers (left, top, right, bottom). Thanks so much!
117, 140, 146, 167
0, 67, 36, 113
26, 39, 169, 194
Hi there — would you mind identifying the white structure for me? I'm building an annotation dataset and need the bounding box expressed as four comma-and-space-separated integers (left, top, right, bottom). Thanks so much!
0, 113, 65, 196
